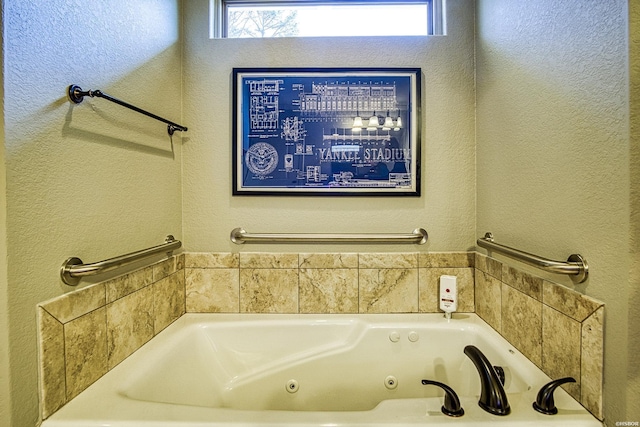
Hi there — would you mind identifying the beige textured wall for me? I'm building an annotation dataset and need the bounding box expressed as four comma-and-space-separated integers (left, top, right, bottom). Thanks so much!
0, 6, 10, 426
476, 0, 636, 423
2, 1, 183, 425
182, 0, 476, 253
629, 0, 640, 420
3, 0, 636, 425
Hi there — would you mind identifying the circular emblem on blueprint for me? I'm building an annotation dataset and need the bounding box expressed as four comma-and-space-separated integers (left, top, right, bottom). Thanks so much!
245, 143, 279, 176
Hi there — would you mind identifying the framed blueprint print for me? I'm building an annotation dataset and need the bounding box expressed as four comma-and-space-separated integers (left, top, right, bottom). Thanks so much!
232, 68, 421, 196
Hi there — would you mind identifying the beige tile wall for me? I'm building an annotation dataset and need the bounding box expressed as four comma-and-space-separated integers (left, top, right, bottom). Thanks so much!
184, 252, 475, 314
37, 251, 603, 421
474, 253, 604, 419
37, 256, 185, 418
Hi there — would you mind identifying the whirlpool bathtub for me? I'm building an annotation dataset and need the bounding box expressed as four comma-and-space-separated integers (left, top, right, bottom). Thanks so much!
41, 313, 601, 427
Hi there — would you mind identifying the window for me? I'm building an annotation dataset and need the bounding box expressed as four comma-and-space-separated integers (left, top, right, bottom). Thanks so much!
211, 0, 445, 38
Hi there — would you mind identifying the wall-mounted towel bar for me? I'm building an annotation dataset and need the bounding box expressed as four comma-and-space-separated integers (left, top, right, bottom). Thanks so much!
230, 228, 428, 245
67, 84, 188, 136
60, 235, 182, 286
476, 232, 588, 283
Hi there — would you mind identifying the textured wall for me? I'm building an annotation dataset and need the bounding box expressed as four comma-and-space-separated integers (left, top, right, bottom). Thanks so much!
476, 0, 634, 422
0, 7, 9, 426
2, 1, 183, 425
629, 0, 640, 420
182, 0, 476, 254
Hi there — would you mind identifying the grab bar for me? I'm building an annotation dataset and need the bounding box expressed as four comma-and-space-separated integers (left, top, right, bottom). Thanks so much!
477, 232, 588, 283
230, 228, 428, 245
60, 235, 182, 286
67, 85, 188, 136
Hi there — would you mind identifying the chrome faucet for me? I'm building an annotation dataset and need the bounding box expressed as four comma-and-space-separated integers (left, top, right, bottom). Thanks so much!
463, 345, 510, 416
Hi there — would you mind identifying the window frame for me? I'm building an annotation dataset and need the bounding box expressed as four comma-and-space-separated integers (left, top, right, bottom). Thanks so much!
211, 0, 444, 39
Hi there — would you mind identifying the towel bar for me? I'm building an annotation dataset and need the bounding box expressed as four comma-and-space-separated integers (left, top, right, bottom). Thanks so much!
68, 84, 188, 136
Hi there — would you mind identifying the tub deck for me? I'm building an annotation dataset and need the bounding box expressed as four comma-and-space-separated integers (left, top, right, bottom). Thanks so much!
41, 313, 601, 427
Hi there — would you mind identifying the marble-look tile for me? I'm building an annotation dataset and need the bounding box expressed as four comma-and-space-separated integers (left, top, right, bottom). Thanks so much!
418, 268, 474, 313
541, 306, 581, 400
153, 272, 185, 333
501, 284, 542, 367
240, 252, 298, 269
40, 283, 106, 324
359, 268, 418, 313
581, 307, 604, 420
37, 249, 607, 424
105, 265, 154, 303
359, 253, 418, 269
64, 307, 107, 400
38, 308, 66, 419
106, 285, 154, 369
474, 253, 502, 279
152, 256, 178, 282
474, 269, 502, 331
240, 268, 298, 313
542, 281, 603, 322
185, 268, 239, 313
502, 265, 543, 301
419, 252, 474, 268
299, 268, 358, 313
184, 252, 239, 268
299, 253, 358, 269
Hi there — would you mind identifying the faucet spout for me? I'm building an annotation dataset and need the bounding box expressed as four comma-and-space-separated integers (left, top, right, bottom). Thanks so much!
463, 345, 510, 416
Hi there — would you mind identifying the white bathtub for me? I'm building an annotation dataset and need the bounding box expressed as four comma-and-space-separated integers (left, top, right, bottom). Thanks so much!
41, 313, 601, 427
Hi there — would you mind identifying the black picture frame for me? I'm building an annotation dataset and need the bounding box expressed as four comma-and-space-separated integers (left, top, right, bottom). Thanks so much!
232, 67, 421, 196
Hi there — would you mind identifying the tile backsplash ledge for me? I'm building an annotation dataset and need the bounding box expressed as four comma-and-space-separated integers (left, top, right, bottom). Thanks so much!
37, 251, 604, 420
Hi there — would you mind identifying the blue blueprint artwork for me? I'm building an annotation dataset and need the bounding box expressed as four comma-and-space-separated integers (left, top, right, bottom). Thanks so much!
234, 69, 420, 195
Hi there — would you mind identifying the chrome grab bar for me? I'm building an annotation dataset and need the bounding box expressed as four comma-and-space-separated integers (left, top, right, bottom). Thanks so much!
60, 235, 182, 286
476, 232, 588, 283
230, 228, 428, 245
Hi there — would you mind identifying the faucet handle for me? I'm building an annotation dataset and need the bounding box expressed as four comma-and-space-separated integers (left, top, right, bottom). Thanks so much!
533, 377, 576, 415
493, 365, 505, 385
421, 379, 464, 417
